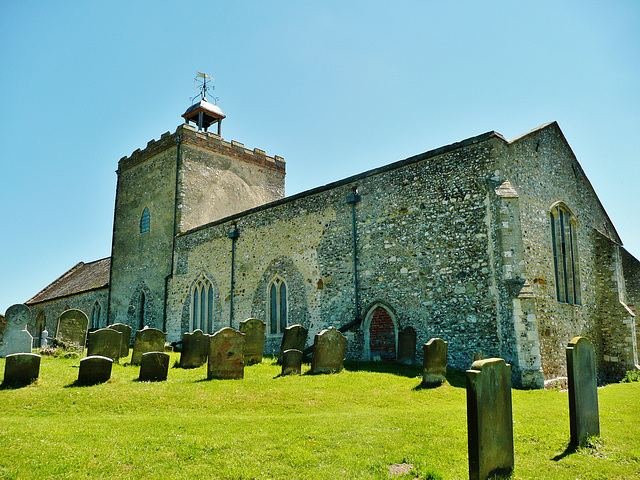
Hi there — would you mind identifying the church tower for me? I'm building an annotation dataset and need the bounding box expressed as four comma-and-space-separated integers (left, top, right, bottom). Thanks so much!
107, 75, 286, 329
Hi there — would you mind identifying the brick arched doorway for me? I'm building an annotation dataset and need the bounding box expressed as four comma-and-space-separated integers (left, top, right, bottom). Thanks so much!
365, 304, 397, 361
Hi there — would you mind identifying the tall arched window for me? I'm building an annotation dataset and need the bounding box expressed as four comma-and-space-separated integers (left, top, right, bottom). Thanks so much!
138, 291, 146, 329
191, 277, 214, 333
268, 277, 287, 334
550, 204, 581, 304
91, 303, 101, 329
140, 207, 150, 234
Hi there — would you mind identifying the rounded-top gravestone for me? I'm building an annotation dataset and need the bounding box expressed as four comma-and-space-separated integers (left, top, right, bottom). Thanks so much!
131, 327, 166, 365
279, 324, 308, 363
88, 328, 122, 361
3, 352, 41, 386
208, 327, 245, 380
239, 318, 266, 365
78, 356, 113, 386
139, 352, 170, 382
56, 309, 89, 348
0, 304, 33, 358
310, 327, 346, 374
179, 329, 209, 368
107, 323, 132, 358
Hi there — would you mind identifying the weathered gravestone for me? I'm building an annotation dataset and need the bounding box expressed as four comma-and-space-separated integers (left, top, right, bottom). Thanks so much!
179, 329, 209, 368
56, 309, 89, 349
0, 314, 6, 339
87, 328, 122, 361
311, 327, 346, 374
423, 338, 448, 387
239, 318, 266, 365
466, 358, 514, 480
208, 327, 245, 380
0, 304, 33, 358
78, 356, 113, 385
566, 336, 600, 448
3, 353, 41, 386
397, 326, 417, 365
131, 327, 166, 365
108, 323, 132, 358
139, 352, 170, 382
279, 324, 308, 363
281, 348, 303, 376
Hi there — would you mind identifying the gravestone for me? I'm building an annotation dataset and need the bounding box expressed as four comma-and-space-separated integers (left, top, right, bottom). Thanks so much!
56, 309, 89, 348
466, 358, 514, 480
179, 329, 209, 368
566, 336, 600, 448
0, 304, 33, 358
397, 326, 417, 365
239, 318, 266, 365
279, 324, 308, 362
40, 329, 49, 349
3, 353, 41, 386
87, 328, 122, 361
208, 327, 245, 380
0, 313, 6, 338
131, 327, 166, 365
311, 327, 346, 374
281, 348, 303, 376
139, 352, 170, 382
108, 323, 132, 358
423, 338, 447, 387
78, 356, 113, 385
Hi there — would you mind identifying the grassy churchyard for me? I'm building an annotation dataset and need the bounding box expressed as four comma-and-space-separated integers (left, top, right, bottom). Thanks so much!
1, 353, 639, 479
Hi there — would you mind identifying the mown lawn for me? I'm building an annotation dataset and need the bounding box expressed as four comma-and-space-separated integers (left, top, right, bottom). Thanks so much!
0, 353, 638, 479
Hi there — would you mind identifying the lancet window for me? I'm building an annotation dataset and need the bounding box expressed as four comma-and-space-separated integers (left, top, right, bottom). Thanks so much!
550, 203, 581, 304
268, 277, 287, 334
191, 277, 214, 333
140, 207, 150, 234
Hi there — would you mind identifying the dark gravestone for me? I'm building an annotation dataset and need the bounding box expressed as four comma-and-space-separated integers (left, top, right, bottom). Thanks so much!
0, 304, 32, 358
3, 353, 41, 386
108, 323, 132, 358
0, 314, 6, 339
279, 324, 308, 363
139, 352, 170, 382
423, 338, 447, 387
78, 356, 113, 385
87, 328, 122, 361
208, 327, 245, 380
466, 358, 514, 480
281, 349, 303, 376
131, 327, 166, 365
311, 327, 346, 374
397, 326, 417, 365
239, 318, 266, 365
567, 336, 600, 448
56, 309, 89, 348
179, 329, 209, 368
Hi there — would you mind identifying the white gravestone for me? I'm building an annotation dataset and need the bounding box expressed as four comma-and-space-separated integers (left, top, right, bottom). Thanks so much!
0, 304, 33, 358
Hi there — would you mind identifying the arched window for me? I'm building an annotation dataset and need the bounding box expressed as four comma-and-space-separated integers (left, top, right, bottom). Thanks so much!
91, 303, 101, 329
140, 207, 150, 234
550, 204, 581, 304
138, 291, 146, 329
268, 277, 287, 334
191, 277, 214, 333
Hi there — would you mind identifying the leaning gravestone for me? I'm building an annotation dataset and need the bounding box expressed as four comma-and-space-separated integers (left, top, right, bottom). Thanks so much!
0, 304, 33, 358
131, 327, 166, 365
139, 352, 170, 382
87, 328, 122, 361
311, 327, 347, 374
208, 327, 245, 380
3, 353, 41, 386
423, 338, 447, 387
239, 318, 266, 365
78, 356, 113, 386
56, 309, 89, 349
466, 358, 514, 480
179, 329, 209, 368
281, 348, 303, 376
108, 323, 132, 358
566, 336, 600, 448
279, 324, 308, 363
397, 326, 417, 365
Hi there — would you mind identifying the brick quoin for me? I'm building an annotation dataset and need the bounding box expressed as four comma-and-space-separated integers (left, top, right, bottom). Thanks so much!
369, 307, 396, 361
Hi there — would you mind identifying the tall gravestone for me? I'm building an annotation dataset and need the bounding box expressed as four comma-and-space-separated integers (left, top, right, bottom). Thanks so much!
0, 304, 33, 358
279, 324, 308, 363
239, 318, 266, 365
311, 327, 346, 374
466, 358, 514, 480
139, 352, 170, 382
208, 327, 245, 380
131, 327, 166, 365
423, 338, 448, 387
56, 309, 89, 348
108, 323, 132, 358
179, 329, 209, 368
88, 328, 122, 361
566, 336, 600, 448
3, 353, 41, 386
397, 326, 417, 365
78, 356, 113, 385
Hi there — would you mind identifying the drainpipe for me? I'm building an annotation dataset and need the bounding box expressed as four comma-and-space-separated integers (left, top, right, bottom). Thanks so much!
346, 187, 362, 324
228, 226, 240, 327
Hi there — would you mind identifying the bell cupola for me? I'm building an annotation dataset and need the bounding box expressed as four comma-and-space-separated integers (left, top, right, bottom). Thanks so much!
182, 72, 226, 135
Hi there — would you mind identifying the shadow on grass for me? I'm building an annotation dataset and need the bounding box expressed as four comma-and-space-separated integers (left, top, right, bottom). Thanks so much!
344, 360, 467, 389
0, 380, 36, 390
551, 443, 577, 461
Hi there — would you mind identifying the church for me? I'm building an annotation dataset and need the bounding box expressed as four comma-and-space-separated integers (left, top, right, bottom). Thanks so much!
23, 87, 640, 388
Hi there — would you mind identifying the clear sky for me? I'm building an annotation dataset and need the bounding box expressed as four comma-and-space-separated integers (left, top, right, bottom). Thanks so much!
1, 1, 638, 315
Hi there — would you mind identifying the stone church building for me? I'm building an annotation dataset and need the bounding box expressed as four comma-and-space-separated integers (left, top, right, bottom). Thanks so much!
24, 96, 640, 388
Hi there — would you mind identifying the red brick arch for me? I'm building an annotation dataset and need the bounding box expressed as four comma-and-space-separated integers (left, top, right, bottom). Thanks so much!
365, 305, 397, 361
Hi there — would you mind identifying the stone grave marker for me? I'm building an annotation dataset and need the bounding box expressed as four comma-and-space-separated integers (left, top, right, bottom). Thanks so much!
179, 329, 209, 368
0, 313, 6, 339
208, 327, 245, 380
466, 358, 514, 480
239, 318, 266, 365
0, 304, 33, 358
281, 348, 303, 376
78, 356, 113, 385
87, 328, 122, 361
397, 326, 417, 365
56, 309, 89, 348
108, 323, 132, 358
279, 324, 308, 363
139, 352, 170, 382
566, 336, 600, 448
3, 353, 41, 386
131, 327, 166, 365
311, 327, 346, 374
40, 329, 49, 349
423, 338, 447, 387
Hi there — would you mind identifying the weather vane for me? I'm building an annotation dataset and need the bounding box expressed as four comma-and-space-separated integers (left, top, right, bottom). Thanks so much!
191, 71, 219, 104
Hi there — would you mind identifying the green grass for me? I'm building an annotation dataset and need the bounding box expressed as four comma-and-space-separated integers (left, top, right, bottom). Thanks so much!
0, 354, 639, 479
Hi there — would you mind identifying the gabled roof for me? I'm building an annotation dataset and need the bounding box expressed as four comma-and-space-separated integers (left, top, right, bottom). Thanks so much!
26, 257, 111, 305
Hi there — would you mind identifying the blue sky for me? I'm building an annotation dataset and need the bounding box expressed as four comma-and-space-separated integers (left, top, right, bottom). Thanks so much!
1, 1, 639, 315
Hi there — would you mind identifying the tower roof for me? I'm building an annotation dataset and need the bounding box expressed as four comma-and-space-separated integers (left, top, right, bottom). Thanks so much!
182, 98, 226, 131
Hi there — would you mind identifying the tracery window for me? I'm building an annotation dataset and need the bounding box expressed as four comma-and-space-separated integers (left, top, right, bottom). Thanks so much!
268, 277, 287, 334
191, 277, 214, 333
140, 207, 150, 234
550, 204, 581, 304
91, 303, 101, 329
